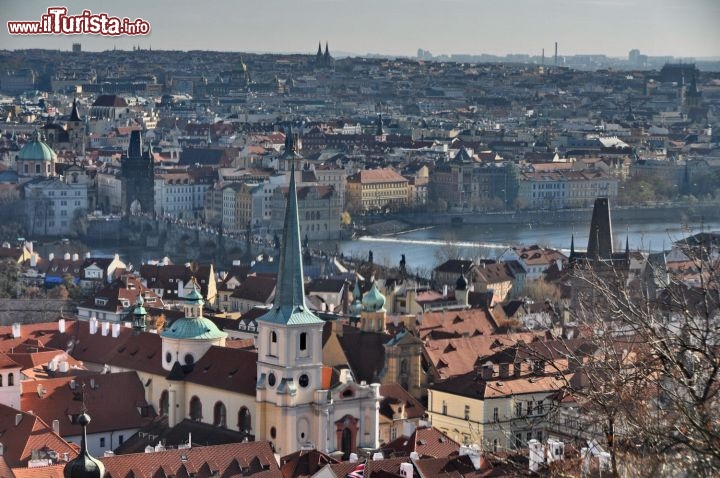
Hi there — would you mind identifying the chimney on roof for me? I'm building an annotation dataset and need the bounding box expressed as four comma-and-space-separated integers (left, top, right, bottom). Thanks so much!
529, 439, 544, 472
459, 445, 484, 470
49, 252, 54, 261
71, 253, 79, 262
86, 251, 91, 259
64, 253, 71, 260
30, 252, 37, 268
11, 323, 21, 339
52, 419, 60, 435
111, 322, 120, 338
101, 321, 110, 336
15, 413, 22, 426
499, 362, 510, 378
58, 318, 66, 333
400, 462, 413, 478
89, 316, 98, 335
349, 453, 358, 463
59, 361, 69, 373
372, 452, 384, 461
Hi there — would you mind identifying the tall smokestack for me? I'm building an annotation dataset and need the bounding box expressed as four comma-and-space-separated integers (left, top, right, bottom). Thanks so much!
542, 48, 545, 66
554, 42, 558, 66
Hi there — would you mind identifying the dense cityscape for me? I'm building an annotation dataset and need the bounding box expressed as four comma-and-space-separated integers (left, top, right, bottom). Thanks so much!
0, 4, 719, 477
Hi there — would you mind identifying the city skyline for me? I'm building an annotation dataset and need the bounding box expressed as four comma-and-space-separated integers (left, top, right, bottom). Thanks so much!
2, 0, 719, 60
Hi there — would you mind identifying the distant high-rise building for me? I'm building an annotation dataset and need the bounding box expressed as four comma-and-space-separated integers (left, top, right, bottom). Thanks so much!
628, 49, 640, 64
72, 43, 81, 53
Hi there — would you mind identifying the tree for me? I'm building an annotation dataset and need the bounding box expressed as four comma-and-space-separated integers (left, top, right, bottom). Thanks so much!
340, 211, 352, 226
541, 248, 720, 477
0, 259, 19, 298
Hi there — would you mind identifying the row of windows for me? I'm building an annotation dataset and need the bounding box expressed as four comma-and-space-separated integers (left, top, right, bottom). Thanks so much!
167, 393, 252, 432
0, 373, 14, 386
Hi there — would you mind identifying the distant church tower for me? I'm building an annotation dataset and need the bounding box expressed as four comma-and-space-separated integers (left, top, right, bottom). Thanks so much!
279, 125, 302, 171
67, 98, 85, 157
121, 130, 155, 215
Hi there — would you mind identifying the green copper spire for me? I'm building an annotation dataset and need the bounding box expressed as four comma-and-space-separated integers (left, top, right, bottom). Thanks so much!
259, 163, 323, 326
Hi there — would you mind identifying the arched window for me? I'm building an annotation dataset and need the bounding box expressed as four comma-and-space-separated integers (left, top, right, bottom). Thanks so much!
238, 407, 251, 433
269, 330, 278, 356
400, 359, 409, 375
159, 390, 169, 416
0, 374, 3, 387
6, 372, 12, 386
213, 401, 226, 427
189, 396, 202, 421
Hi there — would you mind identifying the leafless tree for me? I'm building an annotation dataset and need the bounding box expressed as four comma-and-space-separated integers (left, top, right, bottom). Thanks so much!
545, 247, 720, 477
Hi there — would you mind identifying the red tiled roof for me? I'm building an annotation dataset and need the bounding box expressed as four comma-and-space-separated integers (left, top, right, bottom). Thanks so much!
183, 346, 258, 395
21, 371, 154, 436
0, 404, 78, 467
11, 441, 281, 478
348, 168, 408, 184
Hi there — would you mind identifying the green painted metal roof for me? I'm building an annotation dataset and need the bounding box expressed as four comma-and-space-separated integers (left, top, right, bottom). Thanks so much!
18, 135, 56, 161
362, 282, 386, 312
259, 304, 324, 326
258, 162, 323, 326
161, 316, 227, 340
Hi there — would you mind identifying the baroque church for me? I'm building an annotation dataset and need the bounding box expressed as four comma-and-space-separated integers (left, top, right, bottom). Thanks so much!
123, 161, 381, 457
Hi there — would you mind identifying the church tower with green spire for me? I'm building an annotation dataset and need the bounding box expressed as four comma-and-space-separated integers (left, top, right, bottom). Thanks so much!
256, 161, 326, 455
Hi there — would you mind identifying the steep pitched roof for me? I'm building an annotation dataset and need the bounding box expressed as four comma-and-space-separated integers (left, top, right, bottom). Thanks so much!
0, 404, 78, 467
20, 372, 155, 437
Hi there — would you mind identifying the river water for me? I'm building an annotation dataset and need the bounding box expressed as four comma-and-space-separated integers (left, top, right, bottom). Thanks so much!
88, 217, 720, 275
336, 218, 720, 273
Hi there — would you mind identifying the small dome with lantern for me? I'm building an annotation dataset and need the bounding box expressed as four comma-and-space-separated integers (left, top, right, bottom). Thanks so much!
161, 279, 226, 341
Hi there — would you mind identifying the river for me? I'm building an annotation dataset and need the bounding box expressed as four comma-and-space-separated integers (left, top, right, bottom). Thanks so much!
336, 218, 720, 273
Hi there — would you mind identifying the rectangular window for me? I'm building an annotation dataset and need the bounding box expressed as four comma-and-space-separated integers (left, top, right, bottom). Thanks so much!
100, 437, 105, 448
464, 405, 470, 420
527, 401, 533, 416
515, 402, 522, 417
493, 407, 499, 422
442, 401, 447, 415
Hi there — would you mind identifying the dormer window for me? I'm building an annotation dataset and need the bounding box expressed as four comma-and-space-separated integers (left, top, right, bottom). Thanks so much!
95, 298, 108, 306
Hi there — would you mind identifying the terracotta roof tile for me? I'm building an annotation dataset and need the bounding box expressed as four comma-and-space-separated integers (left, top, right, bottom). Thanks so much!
21, 371, 155, 437
0, 404, 77, 467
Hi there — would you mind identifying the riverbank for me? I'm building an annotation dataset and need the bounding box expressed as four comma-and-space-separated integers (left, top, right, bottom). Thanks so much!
360, 201, 720, 232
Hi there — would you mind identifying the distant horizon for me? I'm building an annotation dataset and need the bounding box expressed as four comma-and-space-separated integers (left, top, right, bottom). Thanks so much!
5, 47, 720, 63
3, 0, 719, 59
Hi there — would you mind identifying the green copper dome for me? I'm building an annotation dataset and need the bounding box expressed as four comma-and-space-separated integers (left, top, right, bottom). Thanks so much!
362, 281, 386, 312
18, 131, 56, 162
161, 316, 227, 340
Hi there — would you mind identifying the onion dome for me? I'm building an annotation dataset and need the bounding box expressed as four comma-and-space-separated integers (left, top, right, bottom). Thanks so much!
361, 281, 386, 312
350, 280, 363, 316
63, 411, 104, 478
456, 273, 468, 291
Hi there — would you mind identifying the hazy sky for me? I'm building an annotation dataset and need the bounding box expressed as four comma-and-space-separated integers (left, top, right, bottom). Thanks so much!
2, 0, 719, 58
